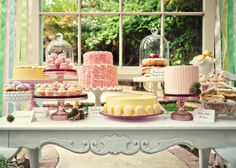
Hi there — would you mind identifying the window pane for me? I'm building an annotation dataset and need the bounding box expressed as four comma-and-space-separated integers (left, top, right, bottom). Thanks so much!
82, 0, 119, 12
42, 16, 78, 63
42, 0, 78, 12
81, 16, 119, 65
164, 16, 202, 65
123, 0, 161, 12
165, 0, 202, 12
123, 16, 161, 66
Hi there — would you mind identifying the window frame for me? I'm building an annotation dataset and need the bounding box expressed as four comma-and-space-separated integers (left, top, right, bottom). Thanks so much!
32, 0, 216, 80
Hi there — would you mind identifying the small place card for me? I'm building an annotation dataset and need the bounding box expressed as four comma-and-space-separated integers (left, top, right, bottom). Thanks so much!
193, 109, 215, 123
88, 106, 104, 115
32, 107, 50, 119
13, 111, 37, 123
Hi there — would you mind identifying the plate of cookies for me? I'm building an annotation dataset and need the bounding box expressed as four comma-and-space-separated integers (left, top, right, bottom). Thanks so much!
200, 85, 236, 118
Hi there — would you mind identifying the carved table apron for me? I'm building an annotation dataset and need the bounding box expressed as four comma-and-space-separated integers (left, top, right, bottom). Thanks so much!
1, 114, 236, 168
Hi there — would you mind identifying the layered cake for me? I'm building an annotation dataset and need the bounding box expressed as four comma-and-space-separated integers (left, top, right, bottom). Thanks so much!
13, 66, 49, 80
104, 95, 160, 116
164, 66, 199, 95
79, 51, 118, 88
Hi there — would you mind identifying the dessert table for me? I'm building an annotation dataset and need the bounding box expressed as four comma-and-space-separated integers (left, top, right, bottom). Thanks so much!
1, 113, 236, 168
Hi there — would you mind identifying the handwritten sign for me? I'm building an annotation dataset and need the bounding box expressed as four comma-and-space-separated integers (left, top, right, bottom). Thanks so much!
193, 109, 215, 123
13, 111, 37, 123
32, 107, 49, 119
88, 106, 104, 116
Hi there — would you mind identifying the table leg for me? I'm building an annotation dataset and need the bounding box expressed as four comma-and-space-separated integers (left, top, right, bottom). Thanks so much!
199, 149, 211, 168
28, 148, 39, 168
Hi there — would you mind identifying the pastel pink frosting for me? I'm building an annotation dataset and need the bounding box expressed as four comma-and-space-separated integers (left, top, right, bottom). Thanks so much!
80, 51, 118, 88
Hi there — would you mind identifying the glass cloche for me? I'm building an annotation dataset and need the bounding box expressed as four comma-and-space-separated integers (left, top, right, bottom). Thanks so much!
46, 33, 74, 63
139, 29, 169, 67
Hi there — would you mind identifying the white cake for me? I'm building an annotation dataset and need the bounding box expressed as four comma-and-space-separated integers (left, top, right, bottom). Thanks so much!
164, 66, 199, 95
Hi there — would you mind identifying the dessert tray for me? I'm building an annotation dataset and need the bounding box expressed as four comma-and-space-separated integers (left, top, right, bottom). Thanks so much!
33, 93, 88, 101
3, 91, 32, 102
200, 100, 236, 118
100, 110, 164, 120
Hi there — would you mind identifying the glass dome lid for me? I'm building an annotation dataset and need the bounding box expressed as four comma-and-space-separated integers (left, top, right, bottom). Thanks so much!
46, 33, 74, 62
139, 28, 169, 65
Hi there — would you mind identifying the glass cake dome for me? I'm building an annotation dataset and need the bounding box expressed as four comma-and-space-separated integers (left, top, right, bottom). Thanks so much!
46, 33, 74, 62
139, 29, 170, 66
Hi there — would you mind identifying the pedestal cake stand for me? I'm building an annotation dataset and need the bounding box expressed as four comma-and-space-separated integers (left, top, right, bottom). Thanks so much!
133, 76, 164, 96
33, 94, 88, 120
10, 79, 51, 110
165, 94, 199, 121
87, 86, 122, 106
3, 91, 32, 111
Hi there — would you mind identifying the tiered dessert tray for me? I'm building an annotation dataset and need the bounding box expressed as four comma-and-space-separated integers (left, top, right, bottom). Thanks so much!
133, 76, 164, 96
165, 94, 199, 121
33, 69, 87, 120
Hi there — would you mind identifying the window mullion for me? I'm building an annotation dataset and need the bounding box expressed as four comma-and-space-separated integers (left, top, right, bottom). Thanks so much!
78, 0, 81, 66
119, 0, 123, 67
160, 0, 164, 58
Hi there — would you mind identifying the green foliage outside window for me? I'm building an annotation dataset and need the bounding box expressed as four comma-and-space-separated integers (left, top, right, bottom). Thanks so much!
42, 0, 202, 65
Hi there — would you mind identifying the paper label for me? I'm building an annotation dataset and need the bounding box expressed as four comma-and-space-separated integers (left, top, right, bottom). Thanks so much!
193, 109, 215, 123
32, 107, 50, 118
13, 111, 37, 123
88, 106, 104, 115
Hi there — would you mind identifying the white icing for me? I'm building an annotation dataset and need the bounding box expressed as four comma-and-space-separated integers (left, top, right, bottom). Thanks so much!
135, 106, 144, 116
145, 105, 153, 115
113, 105, 121, 116
123, 105, 133, 116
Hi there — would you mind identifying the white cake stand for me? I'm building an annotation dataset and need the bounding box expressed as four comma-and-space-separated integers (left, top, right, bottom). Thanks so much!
87, 86, 122, 106
133, 77, 164, 96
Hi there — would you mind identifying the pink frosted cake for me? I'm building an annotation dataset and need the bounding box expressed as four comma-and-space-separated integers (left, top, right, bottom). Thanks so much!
79, 51, 118, 88
164, 66, 199, 95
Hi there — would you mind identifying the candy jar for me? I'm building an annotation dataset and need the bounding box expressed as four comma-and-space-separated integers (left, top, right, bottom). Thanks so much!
46, 33, 74, 63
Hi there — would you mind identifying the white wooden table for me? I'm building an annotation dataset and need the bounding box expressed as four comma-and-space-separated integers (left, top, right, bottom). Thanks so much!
1, 113, 236, 168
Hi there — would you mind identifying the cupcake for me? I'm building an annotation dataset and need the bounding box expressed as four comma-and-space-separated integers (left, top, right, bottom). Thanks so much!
36, 88, 46, 96
60, 63, 69, 69
45, 87, 54, 96
57, 87, 66, 96
68, 86, 76, 96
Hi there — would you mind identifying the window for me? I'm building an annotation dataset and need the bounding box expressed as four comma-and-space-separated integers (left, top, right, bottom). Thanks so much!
37, 0, 215, 78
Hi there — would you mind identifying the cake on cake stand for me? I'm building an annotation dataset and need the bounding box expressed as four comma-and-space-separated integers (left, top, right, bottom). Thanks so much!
34, 69, 88, 120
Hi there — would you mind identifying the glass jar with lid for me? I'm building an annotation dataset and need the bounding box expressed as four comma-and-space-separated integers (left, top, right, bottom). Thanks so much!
139, 29, 169, 78
139, 29, 169, 67
46, 33, 74, 63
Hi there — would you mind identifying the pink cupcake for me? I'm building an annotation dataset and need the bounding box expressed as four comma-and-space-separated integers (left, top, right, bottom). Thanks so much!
60, 63, 69, 69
